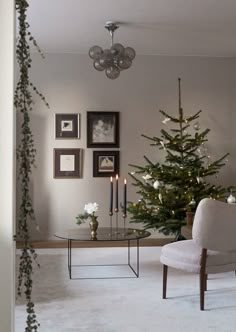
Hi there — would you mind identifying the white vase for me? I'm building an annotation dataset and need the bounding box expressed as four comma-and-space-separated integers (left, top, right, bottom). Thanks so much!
227, 194, 236, 204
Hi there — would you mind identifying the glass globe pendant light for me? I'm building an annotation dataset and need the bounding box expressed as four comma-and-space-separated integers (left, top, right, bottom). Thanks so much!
89, 22, 136, 79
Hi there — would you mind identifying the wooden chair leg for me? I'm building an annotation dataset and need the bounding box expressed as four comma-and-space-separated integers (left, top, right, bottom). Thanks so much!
200, 249, 207, 310
163, 264, 168, 299
204, 274, 207, 291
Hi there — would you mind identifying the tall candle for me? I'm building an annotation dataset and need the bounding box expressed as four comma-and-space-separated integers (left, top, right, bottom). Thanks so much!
115, 174, 119, 210
110, 177, 113, 214
123, 178, 127, 215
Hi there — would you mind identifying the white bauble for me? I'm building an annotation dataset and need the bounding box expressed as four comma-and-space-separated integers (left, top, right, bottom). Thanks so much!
153, 180, 160, 189
227, 194, 236, 204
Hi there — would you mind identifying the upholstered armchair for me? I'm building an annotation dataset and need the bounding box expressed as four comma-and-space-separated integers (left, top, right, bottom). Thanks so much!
160, 198, 236, 310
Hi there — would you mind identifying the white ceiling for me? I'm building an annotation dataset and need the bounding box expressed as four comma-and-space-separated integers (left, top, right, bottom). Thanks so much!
27, 0, 236, 56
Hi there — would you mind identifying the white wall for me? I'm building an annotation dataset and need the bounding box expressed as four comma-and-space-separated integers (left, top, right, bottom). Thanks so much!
0, 0, 15, 330
26, 53, 236, 240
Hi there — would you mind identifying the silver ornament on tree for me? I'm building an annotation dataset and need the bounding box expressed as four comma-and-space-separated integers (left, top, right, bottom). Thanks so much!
142, 174, 152, 181
160, 141, 166, 149
193, 121, 200, 131
197, 148, 202, 156
162, 117, 170, 124
196, 176, 203, 184
153, 180, 160, 189
189, 197, 196, 207
227, 193, 236, 204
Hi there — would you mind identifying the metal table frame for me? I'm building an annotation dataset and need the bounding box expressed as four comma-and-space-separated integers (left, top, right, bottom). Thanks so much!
67, 237, 140, 279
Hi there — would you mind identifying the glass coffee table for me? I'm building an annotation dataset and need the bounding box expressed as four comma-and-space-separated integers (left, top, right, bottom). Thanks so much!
55, 227, 151, 279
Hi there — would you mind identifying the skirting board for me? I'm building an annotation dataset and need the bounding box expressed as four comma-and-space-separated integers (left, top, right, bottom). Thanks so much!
16, 238, 172, 249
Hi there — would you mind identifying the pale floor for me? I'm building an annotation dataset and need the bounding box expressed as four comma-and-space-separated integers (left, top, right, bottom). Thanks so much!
15, 247, 236, 332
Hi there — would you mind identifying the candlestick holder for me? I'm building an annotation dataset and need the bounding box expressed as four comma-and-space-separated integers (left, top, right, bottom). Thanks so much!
122, 213, 128, 235
109, 211, 114, 236
114, 208, 120, 234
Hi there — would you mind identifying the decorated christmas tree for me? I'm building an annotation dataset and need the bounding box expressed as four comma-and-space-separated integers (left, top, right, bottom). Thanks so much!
128, 78, 229, 238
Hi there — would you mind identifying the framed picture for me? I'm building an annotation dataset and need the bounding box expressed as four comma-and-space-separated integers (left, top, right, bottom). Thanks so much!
54, 148, 83, 178
87, 111, 119, 148
55, 113, 80, 139
93, 151, 120, 177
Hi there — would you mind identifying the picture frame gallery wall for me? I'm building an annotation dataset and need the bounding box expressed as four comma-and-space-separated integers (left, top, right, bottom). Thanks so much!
53, 111, 120, 178
54, 148, 83, 178
93, 150, 120, 177
87, 111, 119, 148
55, 113, 80, 139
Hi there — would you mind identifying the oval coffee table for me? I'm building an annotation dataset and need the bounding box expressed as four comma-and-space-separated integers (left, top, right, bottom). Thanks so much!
55, 227, 151, 279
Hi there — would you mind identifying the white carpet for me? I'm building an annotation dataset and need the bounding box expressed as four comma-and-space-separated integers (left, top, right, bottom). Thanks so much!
15, 247, 236, 332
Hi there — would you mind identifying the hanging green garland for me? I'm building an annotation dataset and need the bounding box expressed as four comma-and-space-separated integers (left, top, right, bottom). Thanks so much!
15, 0, 49, 330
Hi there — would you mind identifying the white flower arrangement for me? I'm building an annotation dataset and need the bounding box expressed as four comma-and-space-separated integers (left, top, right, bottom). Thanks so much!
76, 202, 98, 225
84, 202, 98, 215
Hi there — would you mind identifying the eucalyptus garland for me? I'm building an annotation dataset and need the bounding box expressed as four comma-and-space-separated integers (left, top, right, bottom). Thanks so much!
15, 0, 48, 331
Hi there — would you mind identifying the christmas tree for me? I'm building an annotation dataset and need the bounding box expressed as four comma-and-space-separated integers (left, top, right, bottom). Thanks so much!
128, 78, 229, 238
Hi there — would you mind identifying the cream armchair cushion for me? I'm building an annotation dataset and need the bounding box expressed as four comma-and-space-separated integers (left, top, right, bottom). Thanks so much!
160, 198, 236, 310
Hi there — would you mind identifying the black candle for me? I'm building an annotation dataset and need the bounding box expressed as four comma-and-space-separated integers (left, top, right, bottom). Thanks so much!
123, 178, 127, 215
110, 177, 113, 214
115, 174, 119, 210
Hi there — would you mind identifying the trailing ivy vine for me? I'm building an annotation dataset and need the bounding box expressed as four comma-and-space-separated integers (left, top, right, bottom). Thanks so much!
15, 0, 49, 330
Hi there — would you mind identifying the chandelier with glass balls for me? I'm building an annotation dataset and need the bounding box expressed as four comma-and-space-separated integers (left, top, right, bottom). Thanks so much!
88, 22, 136, 79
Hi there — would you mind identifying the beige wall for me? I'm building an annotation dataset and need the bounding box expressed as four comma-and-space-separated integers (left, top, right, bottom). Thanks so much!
25, 53, 236, 240
0, 0, 15, 330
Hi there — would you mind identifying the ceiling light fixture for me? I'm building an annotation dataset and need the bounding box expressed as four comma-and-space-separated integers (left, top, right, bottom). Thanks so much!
88, 21, 136, 79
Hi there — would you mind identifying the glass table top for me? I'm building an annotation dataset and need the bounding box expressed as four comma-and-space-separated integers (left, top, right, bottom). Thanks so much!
55, 227, 151, 241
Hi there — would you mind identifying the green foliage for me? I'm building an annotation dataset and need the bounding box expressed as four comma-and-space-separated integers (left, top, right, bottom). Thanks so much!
15, 0, 49, 330
128, 78, 229, 237
76, 212, 90, 225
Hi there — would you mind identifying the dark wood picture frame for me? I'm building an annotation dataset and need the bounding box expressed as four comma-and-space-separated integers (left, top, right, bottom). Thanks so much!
55, 113, 80, 139
93, 150, 120, 177
87, 111, 119, 148
54, 148, 83, 178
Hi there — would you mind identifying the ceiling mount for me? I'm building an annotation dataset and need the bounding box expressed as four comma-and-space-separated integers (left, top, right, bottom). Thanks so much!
105, 21, 119, 34
105, 22, 119, 46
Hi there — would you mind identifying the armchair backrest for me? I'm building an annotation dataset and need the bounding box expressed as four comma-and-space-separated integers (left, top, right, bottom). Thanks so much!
192, 198, 236, 252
